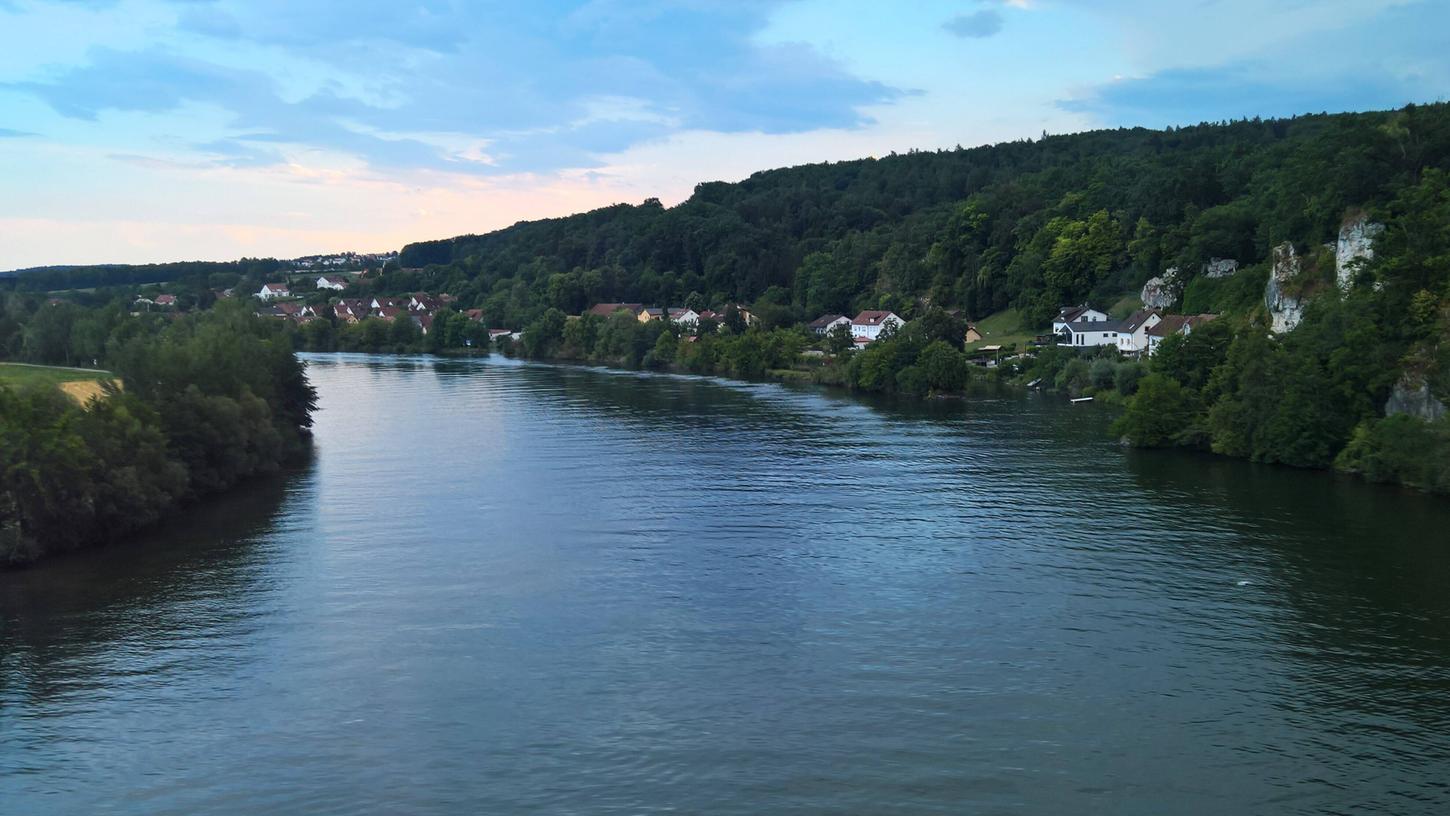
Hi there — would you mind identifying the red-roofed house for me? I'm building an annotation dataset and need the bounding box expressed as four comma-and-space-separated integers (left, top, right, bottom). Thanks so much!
850, 310, 904, 343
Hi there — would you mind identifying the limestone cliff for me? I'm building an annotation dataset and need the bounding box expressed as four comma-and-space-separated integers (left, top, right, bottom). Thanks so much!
1265, 242, 1305, 333
1386, 373, 1448, 422
1336, 213, 1383, 291
1141, 267, 1180, 310
1203, 258, 1238, 279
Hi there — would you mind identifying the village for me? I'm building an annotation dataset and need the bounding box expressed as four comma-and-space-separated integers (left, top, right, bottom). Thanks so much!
126, 270, 1219, 363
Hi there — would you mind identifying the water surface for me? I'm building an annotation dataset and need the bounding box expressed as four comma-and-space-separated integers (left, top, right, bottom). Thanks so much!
3, 354, 1449, 814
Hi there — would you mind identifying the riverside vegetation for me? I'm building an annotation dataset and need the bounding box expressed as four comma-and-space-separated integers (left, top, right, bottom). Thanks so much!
7, 103, 1450, 494
0, 299, 316, 565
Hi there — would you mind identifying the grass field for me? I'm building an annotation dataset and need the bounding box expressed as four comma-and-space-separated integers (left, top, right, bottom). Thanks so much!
0, 363, 119, 402
964, 308, 1039, 351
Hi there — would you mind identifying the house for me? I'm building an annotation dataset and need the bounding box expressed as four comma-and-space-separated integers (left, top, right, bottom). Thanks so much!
586, 302, 645, 319
133, 296, 155, 308
316, 275, 349, 291
850, 310, 905, 343
1116, 309, 1162, 354
409, 294, 441, 312
1059, 320, 1124, 348
1052, 304, 1109, 334
376, 306, 404, 321
410, 313, 434, 335
726, 305, 760, 326
808, 314, 850, 335
464, 308, 485, 322
639, 307, 665, 322
488, 328, 513, 342
1145, 314, 1217, 356
154, 294, 178, 307
335, 299, 369, 323
274, 302, 304, 317
371, 296, 404, 312
964, 323, 983, 343
668, 307, 699, 327
257, 283, 290, 300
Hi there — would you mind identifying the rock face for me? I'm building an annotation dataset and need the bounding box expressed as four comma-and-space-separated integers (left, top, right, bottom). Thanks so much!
1336, 213, 1383, 291
1141, 267, 1180, 309
1265, 242, 1305, 333
1203, 257, 1238, 278
1386, 373, 1448, 422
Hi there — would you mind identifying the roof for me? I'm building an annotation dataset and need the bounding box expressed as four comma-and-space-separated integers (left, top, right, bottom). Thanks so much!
1064, 319, 1124, 334
667, 307, 695, 318
852, 310, 899, 326
808, 314, 845, 329
1121, 308, 1160, 331
154, 294, 177, 304
319, 275, 348, 283
643, 307, 665, 317
586, 302, 644, 317
1057, 304, 1096, 322
262, 282, 289, 292
1149, 313, 1218, 337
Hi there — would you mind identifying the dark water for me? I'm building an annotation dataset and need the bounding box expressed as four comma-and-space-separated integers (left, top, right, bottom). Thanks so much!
3, 354, 1450, 815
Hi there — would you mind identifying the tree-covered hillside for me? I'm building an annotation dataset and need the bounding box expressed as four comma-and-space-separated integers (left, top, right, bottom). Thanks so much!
397, 104, 1447, 329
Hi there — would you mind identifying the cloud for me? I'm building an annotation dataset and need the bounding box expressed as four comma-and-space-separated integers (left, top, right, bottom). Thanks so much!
944, 8, 1004, 39
1059, 0, 1450, 126
0, 127, 37, 137
6, 1, 903, 175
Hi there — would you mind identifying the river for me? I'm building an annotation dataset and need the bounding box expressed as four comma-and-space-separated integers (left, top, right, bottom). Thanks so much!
3, 353, 1449, 814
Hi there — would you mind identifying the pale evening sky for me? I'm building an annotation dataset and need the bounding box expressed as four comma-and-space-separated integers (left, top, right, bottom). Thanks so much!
0, 0, 1446, 268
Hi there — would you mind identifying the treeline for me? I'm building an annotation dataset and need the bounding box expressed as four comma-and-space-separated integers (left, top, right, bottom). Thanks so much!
2, 258, 284, 294
386, 105, 1450, 330
512, 306, 984, 397
290, 310, 491, 355
0, 300, 316, 565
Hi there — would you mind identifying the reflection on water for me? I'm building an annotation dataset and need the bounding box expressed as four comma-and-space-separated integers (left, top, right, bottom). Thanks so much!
2, 353, 1448, 815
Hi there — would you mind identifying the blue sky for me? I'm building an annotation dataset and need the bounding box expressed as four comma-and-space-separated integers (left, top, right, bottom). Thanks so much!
0, 0, 1446, 267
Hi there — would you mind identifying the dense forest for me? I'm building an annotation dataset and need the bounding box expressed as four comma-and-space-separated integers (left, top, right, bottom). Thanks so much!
379, 103, 1450, 492
0, 299, 316, 565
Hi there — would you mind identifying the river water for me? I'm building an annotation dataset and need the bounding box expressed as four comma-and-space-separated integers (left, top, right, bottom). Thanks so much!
3, 354, 1449, 814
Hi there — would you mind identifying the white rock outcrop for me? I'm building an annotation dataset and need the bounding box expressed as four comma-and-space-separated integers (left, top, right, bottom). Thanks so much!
1336, 213, 1384, 291
1203, 258, 1238, 279
1386, 373, 1447, 422
1141, 267, 1180, 310
1265, 242, 1305, 333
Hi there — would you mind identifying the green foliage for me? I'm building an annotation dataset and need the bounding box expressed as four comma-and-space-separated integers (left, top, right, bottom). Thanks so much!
0, 304, 315, 565
1336, 415, 1450, 493
1113, 374, 1197, 447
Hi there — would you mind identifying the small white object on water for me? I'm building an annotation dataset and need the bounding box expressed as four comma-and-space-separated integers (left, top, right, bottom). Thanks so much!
1236, 580, 1252, 586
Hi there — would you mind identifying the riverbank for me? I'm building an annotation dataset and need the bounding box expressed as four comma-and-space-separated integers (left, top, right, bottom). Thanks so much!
0, 306, 316, 567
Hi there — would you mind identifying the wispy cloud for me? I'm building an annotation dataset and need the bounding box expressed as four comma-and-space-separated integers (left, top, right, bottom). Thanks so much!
944, 8, 1004, 39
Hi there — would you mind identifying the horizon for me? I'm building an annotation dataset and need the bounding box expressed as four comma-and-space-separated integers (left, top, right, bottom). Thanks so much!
2, 0, 1447, 269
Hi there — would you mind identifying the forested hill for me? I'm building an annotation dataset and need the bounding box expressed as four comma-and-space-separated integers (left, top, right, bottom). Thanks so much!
397, 103, 1449, 328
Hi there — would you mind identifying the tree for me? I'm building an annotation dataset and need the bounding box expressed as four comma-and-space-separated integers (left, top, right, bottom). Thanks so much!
1113, 374, 1196, 447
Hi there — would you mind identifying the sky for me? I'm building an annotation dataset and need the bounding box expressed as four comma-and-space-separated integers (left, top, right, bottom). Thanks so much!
0, 0, 1446, 269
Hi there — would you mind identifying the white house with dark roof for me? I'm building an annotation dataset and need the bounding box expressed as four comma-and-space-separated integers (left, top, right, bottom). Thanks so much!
850, 310, 904, 343
1059, 319, 1124, 348
316, 275, 348, 291
808, 314, 850, 335
668, 307, 699, 327
256, 283, 290, 300
1116, 308, 1162, 354
1052, 304, 1109, 335
1146, 314, 1217, 356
